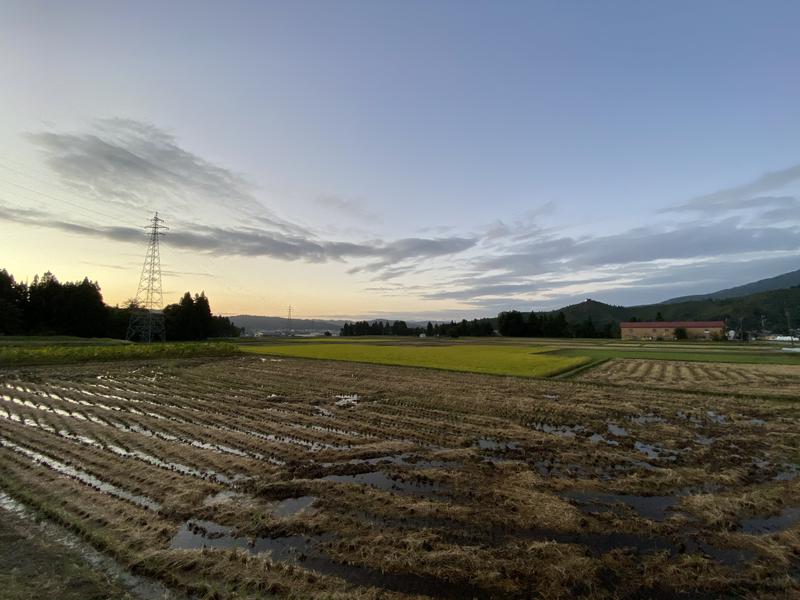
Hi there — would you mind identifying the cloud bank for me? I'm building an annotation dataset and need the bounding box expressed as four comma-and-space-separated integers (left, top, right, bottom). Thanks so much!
5, 118, 800, 313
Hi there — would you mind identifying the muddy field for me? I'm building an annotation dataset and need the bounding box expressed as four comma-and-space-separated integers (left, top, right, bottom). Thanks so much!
0, 355, 798, 598
578, 358, 800, 398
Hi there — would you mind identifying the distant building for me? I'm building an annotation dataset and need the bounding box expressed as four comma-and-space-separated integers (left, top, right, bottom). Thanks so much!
620, 321, 725, 341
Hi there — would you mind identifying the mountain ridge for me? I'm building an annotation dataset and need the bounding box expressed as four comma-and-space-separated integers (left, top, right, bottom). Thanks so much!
662, 268, 800, 304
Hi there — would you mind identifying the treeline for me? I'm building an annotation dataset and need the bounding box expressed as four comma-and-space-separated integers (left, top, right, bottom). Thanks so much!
0, 269, 241, 340
340, 318, 495, 337
431, 319, 494, 337
340, 320, 425, 336
162, 292, 242, 340
496, 310, 616, 338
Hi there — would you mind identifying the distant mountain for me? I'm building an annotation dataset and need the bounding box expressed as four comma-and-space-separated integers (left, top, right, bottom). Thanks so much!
549, 286, 800, 332
663, 268, 800, 304
230, 315, 344, 334
229, 315, 440, 335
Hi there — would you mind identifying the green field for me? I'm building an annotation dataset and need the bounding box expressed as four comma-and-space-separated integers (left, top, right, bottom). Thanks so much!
239, 335, 800, 377
241, 342, 591, 377
0, 341, 240, 366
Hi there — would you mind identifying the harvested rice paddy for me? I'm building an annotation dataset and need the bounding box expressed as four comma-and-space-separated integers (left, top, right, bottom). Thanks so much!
578, 358, 800, 398
0, 355, 798, 598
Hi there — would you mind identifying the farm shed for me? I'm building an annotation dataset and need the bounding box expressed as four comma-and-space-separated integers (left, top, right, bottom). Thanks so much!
620, 321, 725, 341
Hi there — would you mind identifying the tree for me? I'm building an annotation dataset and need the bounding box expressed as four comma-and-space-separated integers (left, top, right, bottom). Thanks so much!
426, 321, 434, 336
497, 311, 527, 336
0, 269, 25, 334
674, 327, 688, 340
655, 311, 664, 321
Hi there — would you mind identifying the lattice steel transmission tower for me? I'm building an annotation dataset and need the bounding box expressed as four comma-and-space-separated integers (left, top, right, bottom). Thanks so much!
126, 213, 168, 342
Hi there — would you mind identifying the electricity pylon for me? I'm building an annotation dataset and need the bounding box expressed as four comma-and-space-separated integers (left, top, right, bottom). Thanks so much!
126, 213, 168, 342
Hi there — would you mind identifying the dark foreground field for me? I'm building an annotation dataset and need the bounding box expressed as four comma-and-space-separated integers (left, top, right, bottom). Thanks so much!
0, 355, 798, 598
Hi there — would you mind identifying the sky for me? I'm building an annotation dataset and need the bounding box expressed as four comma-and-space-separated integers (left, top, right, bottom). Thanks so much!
1, 0, 799, 320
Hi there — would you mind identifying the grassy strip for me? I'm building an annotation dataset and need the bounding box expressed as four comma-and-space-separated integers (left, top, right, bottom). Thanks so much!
0, 336, 129, 347
241, 342, 590, 377
0, 342, 240, 366
552, 357, 610, 380
549, 347, 800, 365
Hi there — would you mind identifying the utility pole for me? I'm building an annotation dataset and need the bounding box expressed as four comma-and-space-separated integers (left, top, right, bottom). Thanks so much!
787, 308, 795, 347
126, 213, 168, 343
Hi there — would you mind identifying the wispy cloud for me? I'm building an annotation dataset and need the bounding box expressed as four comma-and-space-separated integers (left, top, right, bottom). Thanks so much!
9, 117, 800, 314
314, 194, 381, 222
664, 162, 800, 213
9, 119, 477, 277
0, 201, 477, 270
26, 118, 258, 213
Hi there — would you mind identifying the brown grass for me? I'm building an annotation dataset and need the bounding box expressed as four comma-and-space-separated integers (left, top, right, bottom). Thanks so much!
0, 355, 797, 598
578, 358, 800, 398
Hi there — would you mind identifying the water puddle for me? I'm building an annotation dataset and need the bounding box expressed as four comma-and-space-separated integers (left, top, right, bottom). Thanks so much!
589, 433, 619, 446
675, 411, 705, 426
325, 453, 458, 469
686, 539, 756, 566
742, 507, 800, 534
0, 438, 160, 510
321, 471, 446, 497
634, 441, 677, 461
171, 519, 484, 598
475, 438, 520, 451
774, 463, 799, 481
628, 415, 666, 425
531, 422, 585, 438
565, 491, 678, 522
607, 423, 628, 437
534, 460, 592, 478
272, 496, 316, 518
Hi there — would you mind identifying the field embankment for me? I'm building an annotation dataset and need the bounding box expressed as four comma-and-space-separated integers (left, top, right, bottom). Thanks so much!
0, 341, 239, 366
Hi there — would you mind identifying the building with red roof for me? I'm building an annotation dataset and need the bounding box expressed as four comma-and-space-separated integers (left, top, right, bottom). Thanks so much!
620, 321, 725, 341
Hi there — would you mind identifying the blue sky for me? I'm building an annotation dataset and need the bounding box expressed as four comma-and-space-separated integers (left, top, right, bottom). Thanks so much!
1, 1, 799, 318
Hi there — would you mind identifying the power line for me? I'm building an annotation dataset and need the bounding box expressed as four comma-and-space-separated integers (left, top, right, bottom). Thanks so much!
0, 175, 130, 224
0, 158, 157, 224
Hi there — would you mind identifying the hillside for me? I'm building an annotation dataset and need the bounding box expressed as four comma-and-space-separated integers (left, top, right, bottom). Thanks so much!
551, 286, 800, 332
229, 315, 344, 334
663, 268, 800, 304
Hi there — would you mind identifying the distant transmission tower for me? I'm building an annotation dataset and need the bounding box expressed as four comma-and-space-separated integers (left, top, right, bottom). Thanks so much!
287, 305, 293, 335
126, 213, 168, 343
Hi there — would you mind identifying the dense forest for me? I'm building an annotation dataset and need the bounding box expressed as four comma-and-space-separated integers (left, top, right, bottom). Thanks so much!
496, 310, 616, 338
0, 269, 241, 340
